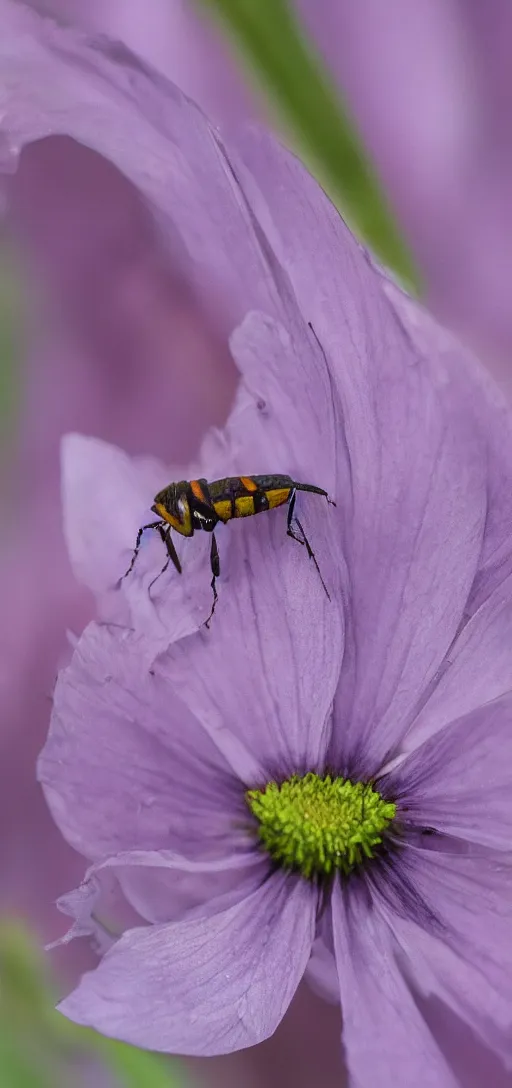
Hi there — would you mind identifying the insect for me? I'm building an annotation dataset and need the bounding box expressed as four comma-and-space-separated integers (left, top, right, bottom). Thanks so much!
123, 475, 335, 627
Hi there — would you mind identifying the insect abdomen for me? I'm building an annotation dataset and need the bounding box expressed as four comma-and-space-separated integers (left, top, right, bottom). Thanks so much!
209, 475, 293, 521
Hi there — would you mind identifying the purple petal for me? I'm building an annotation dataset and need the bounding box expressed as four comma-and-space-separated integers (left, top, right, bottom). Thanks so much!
52, 848, 266, 955
154, 483, 343, 778
50, 864, 143, 957
231, 128, 512, 776
38, 622, 256, 863
417, 994, 512, 1088
96, 849, 268, 927
383, 847, 512, 1066
61, 434, 165, 600
331, 881, 459, 1086
398, 571, 512, 754
59, 872, 317, 1055
384, 693, 512, 850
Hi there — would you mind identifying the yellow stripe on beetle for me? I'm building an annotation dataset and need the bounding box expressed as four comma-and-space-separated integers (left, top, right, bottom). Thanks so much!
213, 499, 232, 522
266, 488, 291, 510
234, 495, 256, 518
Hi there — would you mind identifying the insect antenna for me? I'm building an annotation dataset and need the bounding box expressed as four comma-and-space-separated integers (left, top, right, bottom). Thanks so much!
148, 526, 182, 595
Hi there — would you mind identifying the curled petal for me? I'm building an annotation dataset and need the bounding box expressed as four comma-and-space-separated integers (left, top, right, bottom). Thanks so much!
51, 847, 266, 958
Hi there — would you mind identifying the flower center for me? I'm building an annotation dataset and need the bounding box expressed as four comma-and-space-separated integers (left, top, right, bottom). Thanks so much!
246, 772, 396, 880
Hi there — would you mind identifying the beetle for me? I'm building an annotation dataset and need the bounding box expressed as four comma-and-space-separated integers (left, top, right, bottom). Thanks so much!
123, 474, 335, 626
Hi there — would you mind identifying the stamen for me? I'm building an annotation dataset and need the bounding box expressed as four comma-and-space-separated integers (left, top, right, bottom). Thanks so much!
246, 772, 396, 879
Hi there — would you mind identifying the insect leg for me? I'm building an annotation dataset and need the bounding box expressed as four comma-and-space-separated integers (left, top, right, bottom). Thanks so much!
287, 494, 331, 601
122, 521, 163, 580
293, 516, 331, 600
286, 489, 305, 546
148, 526, 182, 595
204, 531, 220, 629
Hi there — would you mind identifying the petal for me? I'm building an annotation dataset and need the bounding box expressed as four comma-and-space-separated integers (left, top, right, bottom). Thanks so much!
154, 481, 343, 779
52, 848, 266, 954
233, 128, 509, 776
331, 292, 503, 775
59, 872, 317, 1055
38, 622, 257, 863
331, 881, 459, 1087
49, 864, 143, 957
399, 571, 512, 754
61, 433, 166, 601
101, 849, 268, 927
382, 848, 512, 1066
61, 431, 221, 645
383, 692, 512, 850
418, 994, 512, 1088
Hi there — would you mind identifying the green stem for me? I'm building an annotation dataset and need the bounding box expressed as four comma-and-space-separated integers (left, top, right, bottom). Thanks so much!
197, 0, 420, 293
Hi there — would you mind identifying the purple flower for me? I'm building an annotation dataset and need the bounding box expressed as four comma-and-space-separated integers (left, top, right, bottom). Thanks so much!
35, 110, 512, 1088
40, 267, 512, 1081
4, 4, 512, 1084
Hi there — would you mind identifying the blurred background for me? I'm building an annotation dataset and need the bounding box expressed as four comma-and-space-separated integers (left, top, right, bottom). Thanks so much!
2, 2, 512, 1085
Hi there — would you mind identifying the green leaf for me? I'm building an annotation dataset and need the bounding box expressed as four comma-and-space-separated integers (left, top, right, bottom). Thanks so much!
0, 921, 189, 1088
196, 0, 420, 293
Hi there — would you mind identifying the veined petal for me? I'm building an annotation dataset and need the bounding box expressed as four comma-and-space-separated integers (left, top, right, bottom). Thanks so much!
383, 692, 512, 850
232, 127, 511, 777
154, 430, 343, 778
59, 872, 317, 1055
402, 568, 512, 753
331, 881, 459, 1087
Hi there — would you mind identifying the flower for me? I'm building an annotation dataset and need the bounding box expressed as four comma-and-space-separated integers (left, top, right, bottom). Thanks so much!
40, 262, 512, 1083
39, 149, 512, 1088
4, 4, 512, 1084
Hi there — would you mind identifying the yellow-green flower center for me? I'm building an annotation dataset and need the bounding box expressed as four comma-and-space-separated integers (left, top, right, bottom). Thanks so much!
246, 772, 396, 879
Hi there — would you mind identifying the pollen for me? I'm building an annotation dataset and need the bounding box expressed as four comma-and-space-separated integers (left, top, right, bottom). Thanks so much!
246, 773, 396, 880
